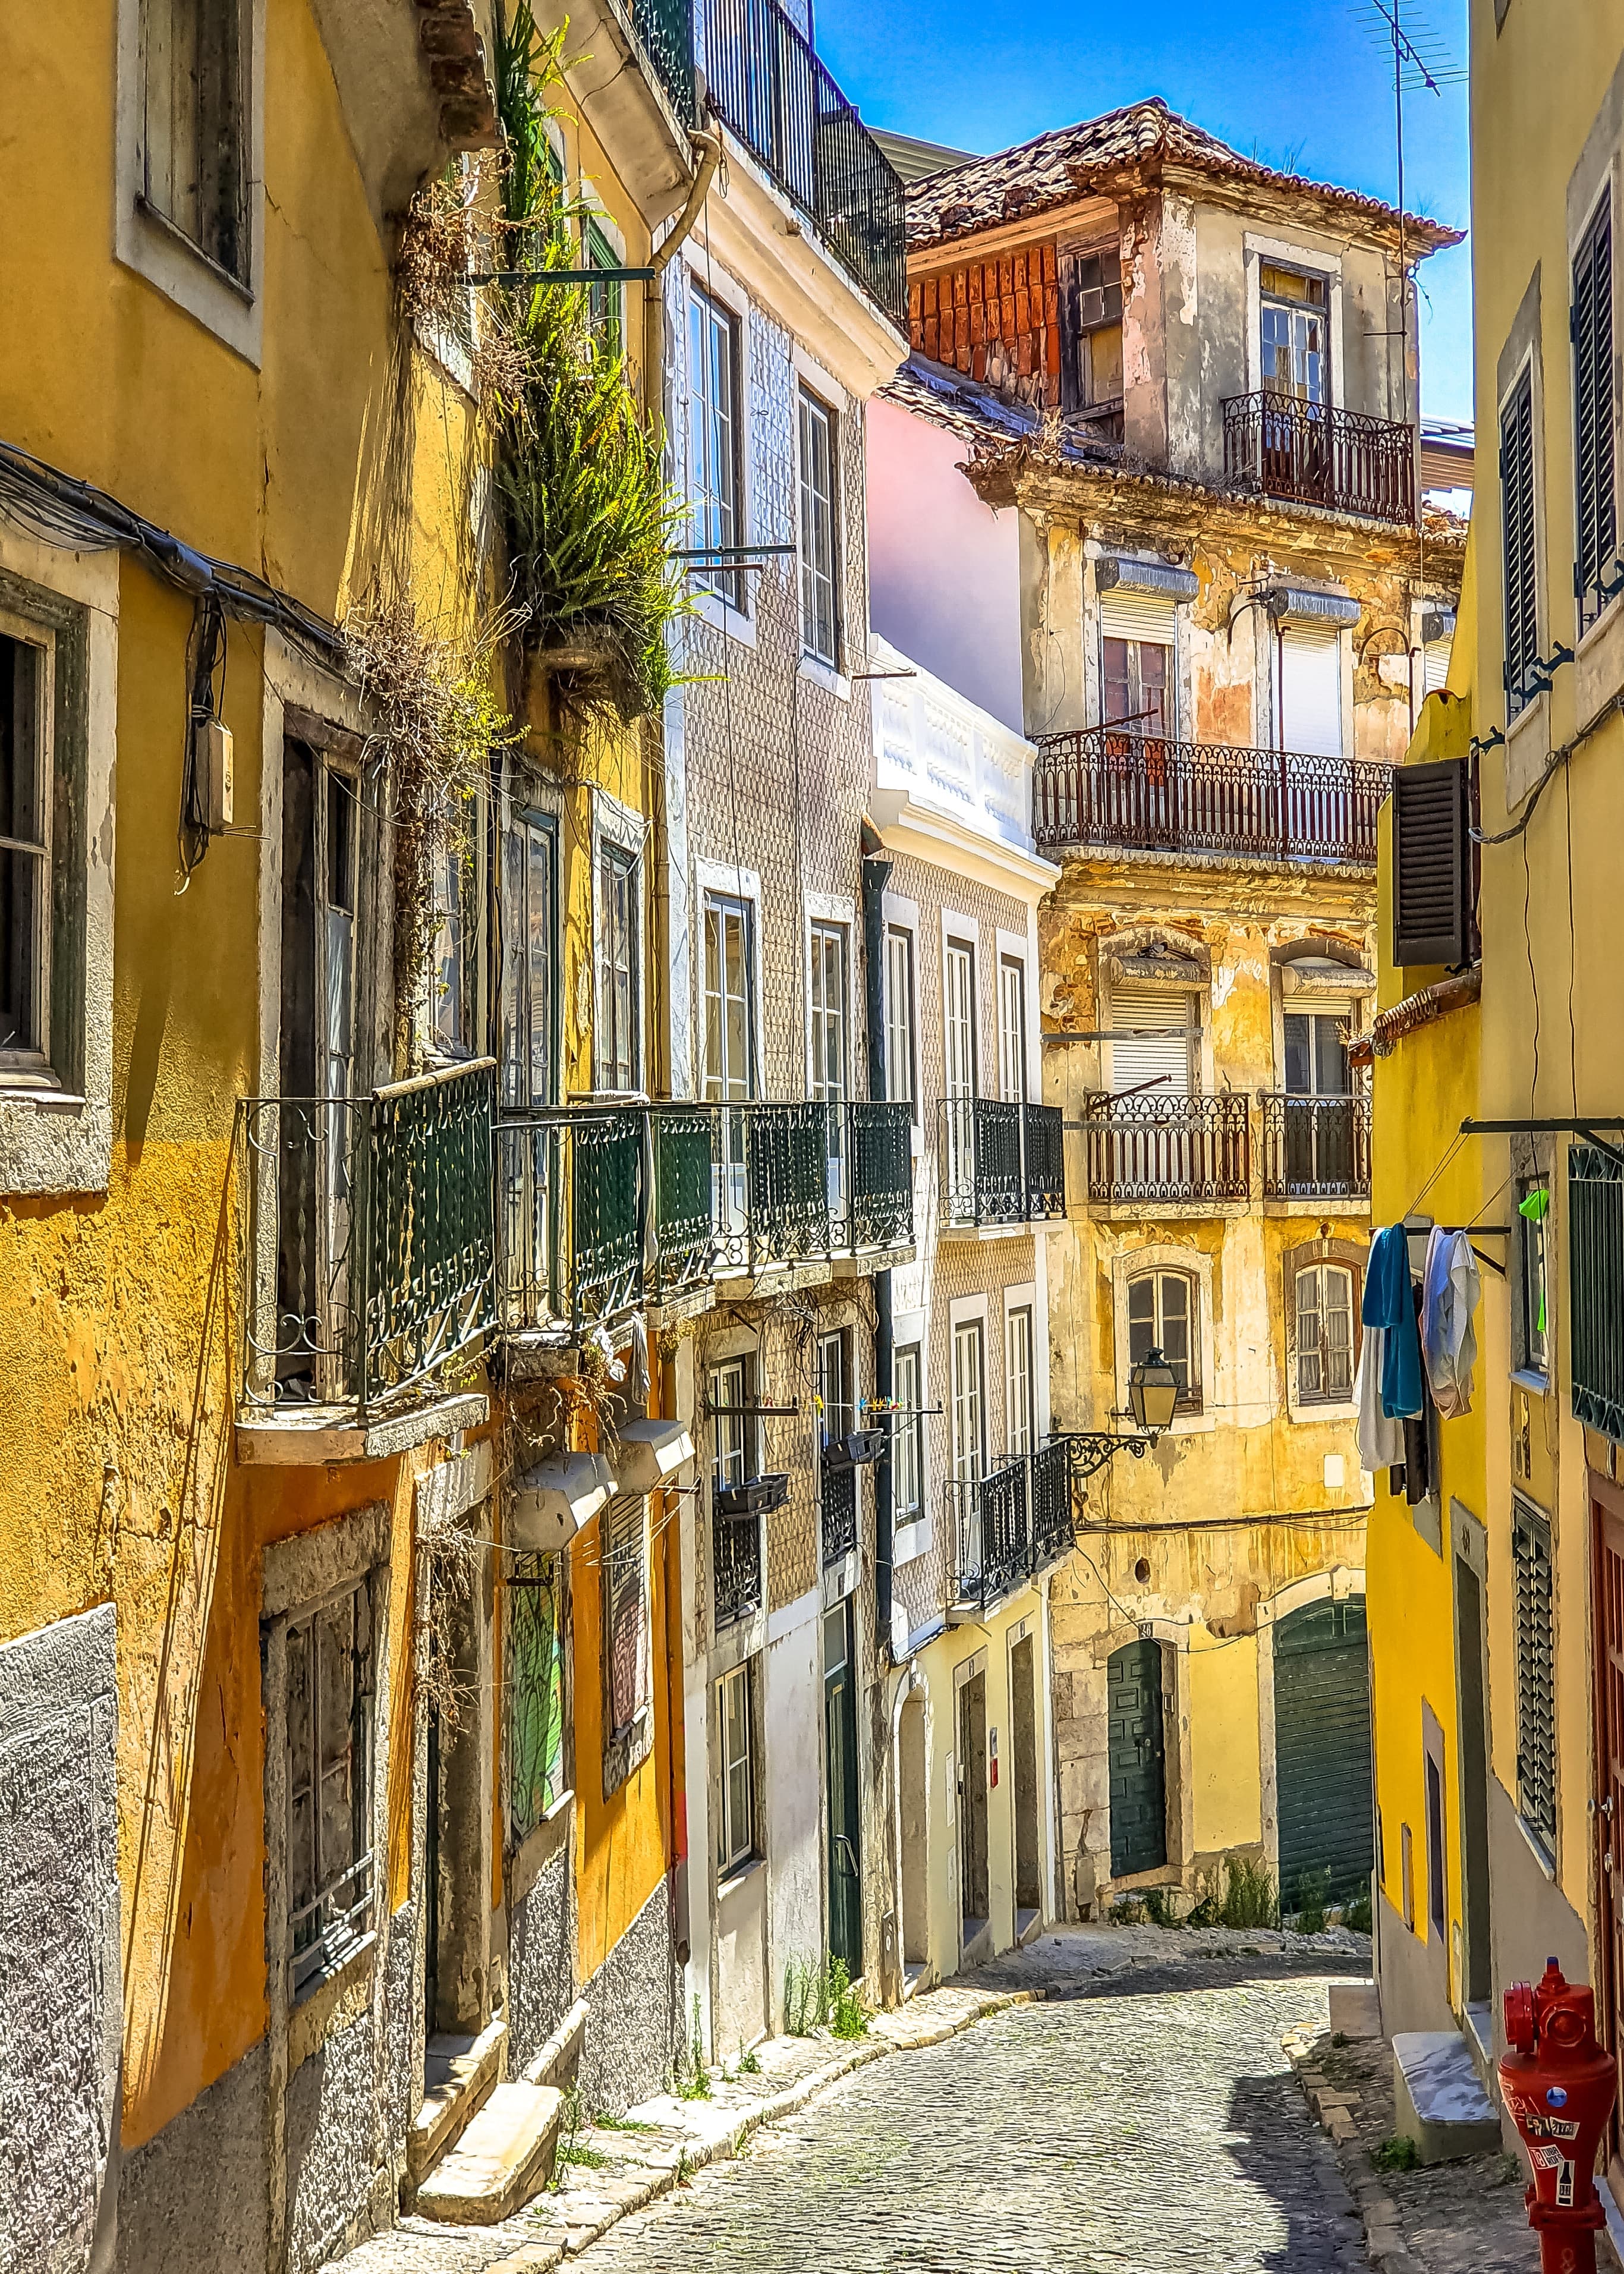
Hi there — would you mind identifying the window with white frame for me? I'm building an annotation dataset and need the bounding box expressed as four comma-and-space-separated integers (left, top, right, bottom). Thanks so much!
704, 895, 754, 1102
998, 955, 1027, 1103
810, 924, 848, 1105
951, 1319, 986, 1482
500, 808, 558, 1114
1293, 1260, 1355, 1404
717, 1660, 756, 1875
0, 624, 52, 1079
140, 0, 249, 281
1005, 1304, 1035, 1459
1127, 1269, 1198, 1410
712, 1354, 754, 1488
799, 387, 839, 665
1260, 263, 1328, 404
885, 924, 916, 1109
287, 1576, 375, 1997
893, 1344, 924, 1527
688, 286, 742, 610
597, 841, 640, 1092
605, 1498, 649, 1735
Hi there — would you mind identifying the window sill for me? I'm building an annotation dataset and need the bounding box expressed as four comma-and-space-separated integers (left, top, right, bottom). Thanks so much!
288, 1928, 376, 2071
116, 193, 264, 369
1504, 686, 1550, 808
1510, 1367, 1551, 1398
1285, 1398, 1359, 1425
689, 586, 757, 649
797, 651, 851, 702
1511, 1806, 1556, 1884
892, 1515, 932, 1567
717, 1854, 766, 1901
509, 1785, 574, 1906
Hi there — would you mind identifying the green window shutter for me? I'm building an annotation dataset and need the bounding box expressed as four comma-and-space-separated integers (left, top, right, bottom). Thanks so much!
1574, 197, 1617, 634
1512, 1499, 1556, 1855
1392, 757, 1469, 966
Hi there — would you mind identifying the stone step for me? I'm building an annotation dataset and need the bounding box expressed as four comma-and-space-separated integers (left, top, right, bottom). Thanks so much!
415, 2081, 564, 2225
1392, 2030, 1503, 2163
408, 2017, 507, 2184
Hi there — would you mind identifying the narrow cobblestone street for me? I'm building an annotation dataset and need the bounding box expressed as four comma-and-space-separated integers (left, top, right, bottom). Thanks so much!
574, 1959, 1364, 2273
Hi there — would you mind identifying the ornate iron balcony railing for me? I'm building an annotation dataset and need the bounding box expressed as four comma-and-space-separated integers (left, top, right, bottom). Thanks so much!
241, 1058, 496, 1419
948, 1440, 1075, 1616
698, 0, 906, 324
713, 1097, 913, 1274
940, 1095, 1069, 1228
628, 0, 698, 124
820, 1459, 858, 1565
1031, 726, 1390, 865
712, 1502, 764, 1627
1259, 1092, 1372, 1200
1082, 1091, 1251, 1206
1223, 390, 1416, 525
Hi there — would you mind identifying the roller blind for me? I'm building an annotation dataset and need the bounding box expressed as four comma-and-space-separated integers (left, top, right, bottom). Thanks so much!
1107, 983, 1194, 1097
1099, 587, 1178, 644
1280, 624, 1343, 757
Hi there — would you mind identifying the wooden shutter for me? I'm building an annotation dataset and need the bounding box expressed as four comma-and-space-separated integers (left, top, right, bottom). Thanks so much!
1392, 757, 1469, 965
1500, 369, 1539, 708
1574, 197, 1616, 633
1512, 1499, 1556, 1852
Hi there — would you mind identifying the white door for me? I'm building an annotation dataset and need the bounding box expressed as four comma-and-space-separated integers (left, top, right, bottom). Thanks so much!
1005, 1304, 1034, 1461
810, 924, 847, 1211
998, 957, 1027, 1104
952, 1320, 986, 1482
705, 897, 753, 1235
945, 940, 977, 1215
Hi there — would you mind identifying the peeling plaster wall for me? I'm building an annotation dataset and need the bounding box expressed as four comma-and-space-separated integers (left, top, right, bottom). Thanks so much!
574, 1874, 677, 2115
0, 1606, 120, 2274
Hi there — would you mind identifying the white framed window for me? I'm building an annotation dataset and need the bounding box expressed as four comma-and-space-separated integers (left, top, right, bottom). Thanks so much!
287, 1575, 376, 1999
818, 1329, 852, 1456
429, 812, 476, 1061
139, 0, 249, 281
1005, 1304, 1035, 1460
717, 1660, 757, 1876
1128, 1269, 1199, 1410
500, 807, 559, 1113
945, 939, 977, 1097
798, 387, 839, 666
1293, 1262, 1355, 1404
712, 1354, 753, 1487
1260, 262, 1329, 404
810, 923, 848, 1105
952, 1319, 986, 1482
0, 619, 54, 1082
689, 286, 742, 610
885, 923, 916, 1109
997, 955, 1027, 1104
597, 841, 640, 1093
893, 1344, 924, 1526
704, 895, 755, 1102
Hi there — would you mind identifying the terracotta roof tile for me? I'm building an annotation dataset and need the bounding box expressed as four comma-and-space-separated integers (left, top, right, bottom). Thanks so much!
907, 96, 1461, 255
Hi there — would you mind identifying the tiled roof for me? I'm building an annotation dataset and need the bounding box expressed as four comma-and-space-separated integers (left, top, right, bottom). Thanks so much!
907, 96, 1462, 256
879, 354, 1112, 466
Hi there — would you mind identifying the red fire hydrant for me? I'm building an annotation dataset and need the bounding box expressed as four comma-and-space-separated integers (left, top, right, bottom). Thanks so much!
1500, 1959, 1617, 2272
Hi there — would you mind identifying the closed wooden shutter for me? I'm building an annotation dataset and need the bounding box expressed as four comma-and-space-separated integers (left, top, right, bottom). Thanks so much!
1099, 586, 1178, 644
1422, 640, 1451, 694
1501, 367, 1539, 707
1512, 1499, 1556, 1854
1108, 983, 1194, 1096
1574, 196, 1616, 635
1280, 624, 1343, 757
1273, 1597, 1374, 1906
1392, 757, 1469, 965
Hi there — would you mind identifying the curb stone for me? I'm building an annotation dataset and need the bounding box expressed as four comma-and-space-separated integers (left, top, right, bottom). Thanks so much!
1283, 2021, 1399, 2270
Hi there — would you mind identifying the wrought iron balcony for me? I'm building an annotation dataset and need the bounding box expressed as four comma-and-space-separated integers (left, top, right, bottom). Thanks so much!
1082, 1092, 1251, 1206
698, 0, 906, 325
712, 1502, 764, 1628
821, 1460, 858, 1565
948, 1440, 1075, 1616
1223, 391, 1416, 526
628, 0, 697, 124
714, 1098, 913, 1275
1259, 1092, 1372, 1201
1031, 726, 1390, 866
940, 1096, 1069, 1229
241, 1059, 496, 1419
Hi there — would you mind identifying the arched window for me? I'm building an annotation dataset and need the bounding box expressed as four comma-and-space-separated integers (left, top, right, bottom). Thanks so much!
1127, 1269, 1199, 1410
1294, 1261, 1355, 1402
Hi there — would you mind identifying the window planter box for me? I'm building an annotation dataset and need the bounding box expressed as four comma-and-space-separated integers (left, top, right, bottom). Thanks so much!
714, 1472, 790, 1517
824, 1428, 886, 1469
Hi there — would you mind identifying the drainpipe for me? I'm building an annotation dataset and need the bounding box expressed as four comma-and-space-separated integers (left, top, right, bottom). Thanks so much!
861, 828, 895, 1650
643, 128, 723, 401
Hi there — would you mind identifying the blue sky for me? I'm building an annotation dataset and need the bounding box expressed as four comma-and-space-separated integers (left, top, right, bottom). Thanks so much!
813, 0, 1474, 426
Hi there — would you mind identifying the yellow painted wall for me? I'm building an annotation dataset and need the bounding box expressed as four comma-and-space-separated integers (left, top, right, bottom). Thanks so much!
1189, 1631, 1262, 1854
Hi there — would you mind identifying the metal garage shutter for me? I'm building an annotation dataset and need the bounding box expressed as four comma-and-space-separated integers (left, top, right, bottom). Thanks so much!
1274, 1595, 1374, 1908
1280, 624, 1343, 757
1107, 983, 1195, 1097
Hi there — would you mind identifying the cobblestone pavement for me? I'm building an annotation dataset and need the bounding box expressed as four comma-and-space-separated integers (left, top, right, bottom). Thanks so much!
571, 1952, 1366, 2273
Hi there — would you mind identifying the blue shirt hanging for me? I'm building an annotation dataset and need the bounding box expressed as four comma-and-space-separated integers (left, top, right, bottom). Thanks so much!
1363, 1224, 1423, 1419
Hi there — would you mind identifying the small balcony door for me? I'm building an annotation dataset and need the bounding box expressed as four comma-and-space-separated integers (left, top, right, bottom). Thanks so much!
817, 1329, 851, 1464
952, 1320, 986, 1483
1005, 1304, 1035, 1462
499, 812, 559, 1325
998, 956, 1028, 1105
810, 922, 848, 1215
1284, 1004, 1354, 1190
945, 939, 977, 1216
704, 895, 754, 1242
1260, 263, 1328, 407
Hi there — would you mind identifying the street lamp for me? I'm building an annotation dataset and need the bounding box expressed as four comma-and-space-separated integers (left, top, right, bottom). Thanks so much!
1049, 1349, 1177, 1483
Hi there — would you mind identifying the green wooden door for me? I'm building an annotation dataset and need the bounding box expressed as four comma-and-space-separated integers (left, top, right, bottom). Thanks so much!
824, 1603, 862, 1974
1107, 1638, 1166, 1879
1274, 1596, 1374, 1908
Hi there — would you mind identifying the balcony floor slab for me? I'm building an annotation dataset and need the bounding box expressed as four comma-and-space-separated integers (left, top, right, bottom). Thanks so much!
1261, 1195, 1372, 1216
713, 1259, 835, 1304
235, 1389, 489, 1467
830, 1242, 917, 1278
1085, 1199, 1250, 1223
936, 1221, 1043, 1245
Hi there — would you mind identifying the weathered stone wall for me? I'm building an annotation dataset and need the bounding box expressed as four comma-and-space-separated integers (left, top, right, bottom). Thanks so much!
506, 1841, 575, 2075
575, 1874, 678, 2113
1, 1605, 121, 2274
114, 2039, 270, 2274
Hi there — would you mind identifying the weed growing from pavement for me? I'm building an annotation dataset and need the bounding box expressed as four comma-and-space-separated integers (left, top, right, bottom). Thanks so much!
1291, 1870, 1332, 1935
828, 1958, 869, 2039
1219, 1855, 1280, 1929
592, 2109, 657, 2132
738, 2040, 761, 2074
1143, 1885, 1184, 1929
1374, 2135, 1420, 2173
675, 1995, 713, 2099
552, 2087, 610, 2184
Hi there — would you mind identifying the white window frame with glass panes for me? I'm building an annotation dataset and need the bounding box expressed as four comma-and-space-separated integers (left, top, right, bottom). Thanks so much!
798, 386, 839, 668
1099, 584, 1175, 740
951, 1316, 986, 1483
885, 921, 917, 1117
809, 917, 848, 1214
1259, 261, 1330, 405
1292, 1260, 1356, 1407
944, 933, 978, 1218
688, 281, 744, 615
1127, 1268, 1199, 1413
716, 1660, 757, 1877
1004, 1300, 1036, 1461
997, 953, 1028, 1105
704, 891, 756, 1243
1282, 994, 1359, 1193
593, 794, 644, 1095
891, 1341, 927, 1554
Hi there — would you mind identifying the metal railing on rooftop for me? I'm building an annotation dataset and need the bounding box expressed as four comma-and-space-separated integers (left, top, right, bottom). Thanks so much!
1032, 727, 1390, 866
1223, 391, 1416, 526
698, 0, 907, 324
241, 1058, 496, 1420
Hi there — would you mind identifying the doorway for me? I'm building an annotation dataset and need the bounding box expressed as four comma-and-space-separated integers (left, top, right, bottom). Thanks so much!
1107, 1638, 1166, 1879
823, 1601, 862, 1976
1273, 1596, 1374, 1910
1594, 1487, 1624, 2165
897, 1693, 928, 1976
1453, 1544, 1493, 2017
957, 1666, 989, 1939
1010, 1631, 1041, 1932
422, 1542, 490, 2038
